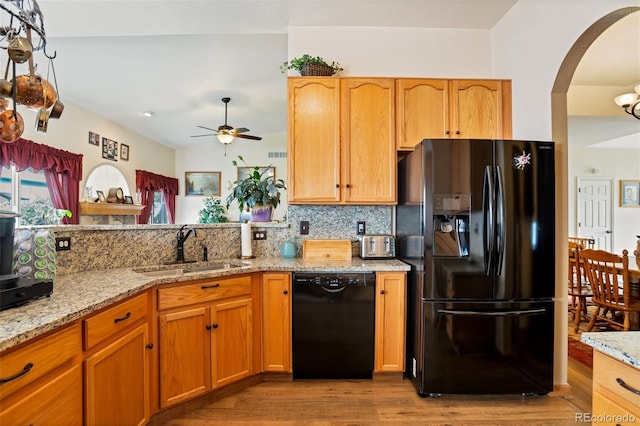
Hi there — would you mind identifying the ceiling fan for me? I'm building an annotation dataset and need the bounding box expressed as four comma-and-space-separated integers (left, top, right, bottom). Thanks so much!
191, 97, 262, 145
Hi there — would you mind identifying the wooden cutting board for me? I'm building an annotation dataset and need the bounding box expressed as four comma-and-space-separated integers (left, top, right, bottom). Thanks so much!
302, 239, 352, 261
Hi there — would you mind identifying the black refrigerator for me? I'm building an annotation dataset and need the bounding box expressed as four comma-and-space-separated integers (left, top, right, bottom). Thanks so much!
397, 139, 555, 397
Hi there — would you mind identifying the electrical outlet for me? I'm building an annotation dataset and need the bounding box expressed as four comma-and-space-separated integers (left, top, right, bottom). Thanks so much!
357, 221, 366, 235
300, 221, 309, 235
55, 237, 71, 251
253, 231, 267, 240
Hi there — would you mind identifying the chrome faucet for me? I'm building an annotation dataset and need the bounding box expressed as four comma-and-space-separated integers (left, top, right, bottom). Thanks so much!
176, 225, 197, 263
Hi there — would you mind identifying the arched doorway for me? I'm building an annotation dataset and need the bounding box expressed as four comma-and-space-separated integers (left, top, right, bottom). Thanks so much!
551, 6, 640, 389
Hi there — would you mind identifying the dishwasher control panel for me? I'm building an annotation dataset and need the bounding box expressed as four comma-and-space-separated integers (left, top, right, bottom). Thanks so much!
292, 272, 375, 288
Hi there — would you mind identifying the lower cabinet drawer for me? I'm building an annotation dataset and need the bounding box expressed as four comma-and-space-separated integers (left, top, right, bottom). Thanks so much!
0, 364, 83, 425
593, 350, 640, 414
158, 275, 251, 310
0, 322, 81, 399
592, 391, 639, 425
83, 292, 149, 350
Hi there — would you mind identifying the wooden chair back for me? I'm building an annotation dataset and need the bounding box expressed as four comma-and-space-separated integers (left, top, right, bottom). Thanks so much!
581, 249, 634, 330
567, 241, 584, 294
568, 237, 595, 249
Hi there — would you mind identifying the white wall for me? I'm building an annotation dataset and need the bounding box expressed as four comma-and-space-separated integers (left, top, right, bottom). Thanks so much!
569, 145, 640, 253
20, 100, 175, 198
174, 131, 288, 224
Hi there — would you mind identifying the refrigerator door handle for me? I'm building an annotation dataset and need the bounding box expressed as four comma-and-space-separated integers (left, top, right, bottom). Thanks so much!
495, 166, 506, 275
437, 308, 547, 316
483, 166, 495, 275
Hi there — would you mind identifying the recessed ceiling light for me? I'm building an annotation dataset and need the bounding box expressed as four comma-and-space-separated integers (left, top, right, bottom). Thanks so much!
142, 111, 154, 117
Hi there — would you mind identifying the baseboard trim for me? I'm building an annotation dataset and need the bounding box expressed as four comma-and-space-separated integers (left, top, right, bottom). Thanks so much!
549, 383, 572, 397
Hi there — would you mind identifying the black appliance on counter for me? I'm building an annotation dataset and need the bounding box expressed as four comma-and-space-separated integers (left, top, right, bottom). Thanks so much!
0, 211, 53, 311
397, 139, 555, 396
292, 272, 375, 379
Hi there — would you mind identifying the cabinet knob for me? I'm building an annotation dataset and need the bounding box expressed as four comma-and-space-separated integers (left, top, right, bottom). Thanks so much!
346, 184, 351, 189
445, 130, 450, 135
283, 290, 288, 295
212, 323, 219, 329
206, 324, 212, 330
146, 343, 154, 350
336, 184, 340, 188
455, 130, 460, 135
380, 290, 385, 295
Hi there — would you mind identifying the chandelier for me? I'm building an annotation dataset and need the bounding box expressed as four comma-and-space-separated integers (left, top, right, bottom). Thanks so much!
0, 0, 63, 143
614, 84, 640, 120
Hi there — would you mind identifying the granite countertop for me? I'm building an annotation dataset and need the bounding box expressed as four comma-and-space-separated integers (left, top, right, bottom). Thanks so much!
581, 331, 640, 369
0, 257, 409, 352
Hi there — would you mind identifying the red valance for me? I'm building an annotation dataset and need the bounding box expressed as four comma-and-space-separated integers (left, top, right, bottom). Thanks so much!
0, 138, 83, 181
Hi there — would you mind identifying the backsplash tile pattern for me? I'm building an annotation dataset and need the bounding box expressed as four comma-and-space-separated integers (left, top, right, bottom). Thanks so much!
45, 205, 392, 274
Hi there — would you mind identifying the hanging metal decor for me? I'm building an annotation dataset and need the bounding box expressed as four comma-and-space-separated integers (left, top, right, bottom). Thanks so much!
0, 0, 62, 142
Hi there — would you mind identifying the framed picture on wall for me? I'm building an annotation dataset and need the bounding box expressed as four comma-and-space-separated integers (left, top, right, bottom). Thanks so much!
88, 131, 100, 146
185, 171, 221, 196
120, 144, 129, 161
237, 166, 275, 182
102, 137, 118, 161
620, 180, 640, 207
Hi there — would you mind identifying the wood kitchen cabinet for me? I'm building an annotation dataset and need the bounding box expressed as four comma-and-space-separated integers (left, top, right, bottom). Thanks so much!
83, 291, 152, 426
0, 322, 83, 425
287, 77, 396, 205
396, 78, 512, 150
374, 271, 407, 372
157, 274, 256, 408
591, 350, 640, 425
262, 272, 292, 372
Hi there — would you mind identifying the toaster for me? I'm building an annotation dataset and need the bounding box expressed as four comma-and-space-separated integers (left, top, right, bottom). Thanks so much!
359, 235, 395, 259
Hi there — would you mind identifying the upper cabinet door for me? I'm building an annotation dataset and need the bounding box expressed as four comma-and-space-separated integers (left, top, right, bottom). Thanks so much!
287, 78, 341, 203
396, 79, 449, 150
341, 78, 397, 204
450, 79, 512, 139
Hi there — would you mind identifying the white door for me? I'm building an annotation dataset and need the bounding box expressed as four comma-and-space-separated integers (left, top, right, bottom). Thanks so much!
576, 178, 612, 251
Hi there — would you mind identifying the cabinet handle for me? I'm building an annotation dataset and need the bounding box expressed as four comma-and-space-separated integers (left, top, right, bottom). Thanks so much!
212, 323, 219, 329
146, 343, 154, 350
0, 362, 33, 384
616, 377, 640, 395
336, 184, 340, 188
201, 283, 220, 290
455, 130, 460, 135
283, 290, 288, 295
114, 312, 131, 324
346, 184, 351, 188
445, 130, 450, 135
380, 290, 385, 295
206, 324, 212, 330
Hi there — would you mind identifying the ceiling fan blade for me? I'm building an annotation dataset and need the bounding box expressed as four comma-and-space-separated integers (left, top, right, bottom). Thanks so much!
197, 125, 218, 132
190, 134, 216, 138
236, 134, 262, 141
234, 127, 250, 133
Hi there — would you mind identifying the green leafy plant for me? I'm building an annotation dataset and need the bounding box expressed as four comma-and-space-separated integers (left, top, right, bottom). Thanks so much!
19, 197, 71, 225
280, 54, 343, 75
198, 197, 229, 223
226, 155, 286, 212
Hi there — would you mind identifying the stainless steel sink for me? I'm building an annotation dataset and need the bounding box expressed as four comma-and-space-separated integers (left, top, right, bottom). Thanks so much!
134, 261, 249, 277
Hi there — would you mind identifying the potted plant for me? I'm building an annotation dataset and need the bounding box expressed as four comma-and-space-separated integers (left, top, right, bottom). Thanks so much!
280, 54, 343, 76
198, 197, 229, 223
226, 155, 286, 222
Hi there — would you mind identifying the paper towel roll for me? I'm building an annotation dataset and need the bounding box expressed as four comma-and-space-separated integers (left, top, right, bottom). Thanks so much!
241, 222, 252, 258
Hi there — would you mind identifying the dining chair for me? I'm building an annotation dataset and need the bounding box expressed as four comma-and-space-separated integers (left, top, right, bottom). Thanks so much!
567, 241, 592, 333
582, 249, 640, 331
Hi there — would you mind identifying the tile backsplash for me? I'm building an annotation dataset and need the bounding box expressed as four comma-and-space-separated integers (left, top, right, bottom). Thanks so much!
39, 205, 393, 274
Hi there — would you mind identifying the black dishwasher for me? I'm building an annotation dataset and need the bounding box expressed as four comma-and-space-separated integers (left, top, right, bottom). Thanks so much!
292, 272, 376, 379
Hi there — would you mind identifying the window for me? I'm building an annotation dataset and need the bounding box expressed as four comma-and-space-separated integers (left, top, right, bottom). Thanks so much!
0, 166, 61, 226
149, 191, 168, 224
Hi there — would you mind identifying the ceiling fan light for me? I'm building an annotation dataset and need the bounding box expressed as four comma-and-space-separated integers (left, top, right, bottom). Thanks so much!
217, 133, 234, 144
614, 92, 638, 108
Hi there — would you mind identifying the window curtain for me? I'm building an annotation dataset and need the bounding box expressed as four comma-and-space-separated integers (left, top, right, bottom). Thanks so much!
135, 170, 178, 224
0, 138, 83, 224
